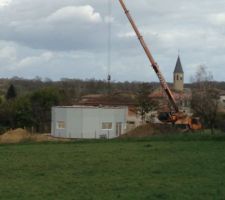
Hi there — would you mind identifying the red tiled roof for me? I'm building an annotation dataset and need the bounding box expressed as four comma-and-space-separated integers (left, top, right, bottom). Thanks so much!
149, 88, 191, 100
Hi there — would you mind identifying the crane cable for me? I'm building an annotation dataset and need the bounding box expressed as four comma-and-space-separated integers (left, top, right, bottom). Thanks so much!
107, 0, 112, 84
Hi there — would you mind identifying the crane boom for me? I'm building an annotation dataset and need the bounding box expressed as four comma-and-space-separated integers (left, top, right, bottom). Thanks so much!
118, 0, 179, 113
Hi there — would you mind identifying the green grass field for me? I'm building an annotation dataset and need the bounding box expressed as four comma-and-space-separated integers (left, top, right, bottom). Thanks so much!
0, 136, 225, 200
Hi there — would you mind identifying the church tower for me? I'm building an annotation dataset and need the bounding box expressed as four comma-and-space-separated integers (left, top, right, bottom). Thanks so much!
173, 56, 184, 92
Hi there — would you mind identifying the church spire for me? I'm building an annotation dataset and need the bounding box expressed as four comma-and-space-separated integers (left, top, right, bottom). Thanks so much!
173, 56, 184, 92
174, 56, 184, 74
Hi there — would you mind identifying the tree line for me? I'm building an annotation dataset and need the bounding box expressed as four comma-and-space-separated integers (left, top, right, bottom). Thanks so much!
0, 79, 156, 133
0, 73, 224, 134
0, 85, 65, 133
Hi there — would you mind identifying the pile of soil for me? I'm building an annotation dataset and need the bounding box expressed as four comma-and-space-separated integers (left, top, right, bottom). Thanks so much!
0, 128, 31, 143
122, 123, 177, 138
121, 124, 157, 138
0, 128, 70, 144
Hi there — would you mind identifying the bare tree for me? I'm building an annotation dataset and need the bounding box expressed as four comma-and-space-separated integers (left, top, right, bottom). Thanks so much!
191, 66, 220, 134
137, 83, 157, 123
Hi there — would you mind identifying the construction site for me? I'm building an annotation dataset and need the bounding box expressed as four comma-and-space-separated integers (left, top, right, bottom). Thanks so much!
1, 1, 225, 200
3, 0, 225, 141
48, 0, 225, 139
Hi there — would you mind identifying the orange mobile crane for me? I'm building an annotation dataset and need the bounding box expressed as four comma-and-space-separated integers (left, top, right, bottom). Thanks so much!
118, 0, 201, 130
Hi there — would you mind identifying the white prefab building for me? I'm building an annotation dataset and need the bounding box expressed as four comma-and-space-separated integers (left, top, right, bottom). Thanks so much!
51, 106, 127, 139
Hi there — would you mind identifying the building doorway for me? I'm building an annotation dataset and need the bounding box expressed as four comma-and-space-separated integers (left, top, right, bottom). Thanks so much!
116, 122, 122, 137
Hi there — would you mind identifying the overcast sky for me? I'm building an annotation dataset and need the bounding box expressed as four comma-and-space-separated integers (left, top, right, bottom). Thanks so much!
0, 0, 225, 82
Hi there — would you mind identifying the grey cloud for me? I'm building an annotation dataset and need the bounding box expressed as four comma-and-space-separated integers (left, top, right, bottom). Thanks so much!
0, 0, 225, 82
0, 2, 108, 51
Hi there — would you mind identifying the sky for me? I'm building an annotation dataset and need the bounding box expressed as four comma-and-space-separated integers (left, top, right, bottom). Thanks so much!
0, 0, 225, 83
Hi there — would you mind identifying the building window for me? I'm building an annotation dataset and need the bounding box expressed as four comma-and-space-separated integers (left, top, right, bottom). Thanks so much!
180, 76, 183, 81
102, 122, 112, 130
57, 121, 65, 129
177, 75, 179, 81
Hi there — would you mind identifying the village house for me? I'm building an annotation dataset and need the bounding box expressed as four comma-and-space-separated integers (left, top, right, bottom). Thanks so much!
219, 91, 225, 112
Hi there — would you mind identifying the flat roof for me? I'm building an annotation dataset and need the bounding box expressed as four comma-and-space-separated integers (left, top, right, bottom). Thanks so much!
53, 105, 128, 109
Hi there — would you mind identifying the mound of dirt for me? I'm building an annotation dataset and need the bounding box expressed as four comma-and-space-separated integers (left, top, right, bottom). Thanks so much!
0, 128, 31, 143
122, 124, 157, 138
0, 129, 71, 144
122, 123, 177, 138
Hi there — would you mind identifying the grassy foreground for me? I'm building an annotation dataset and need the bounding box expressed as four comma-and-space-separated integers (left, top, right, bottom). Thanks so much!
0, 136, 225, 200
